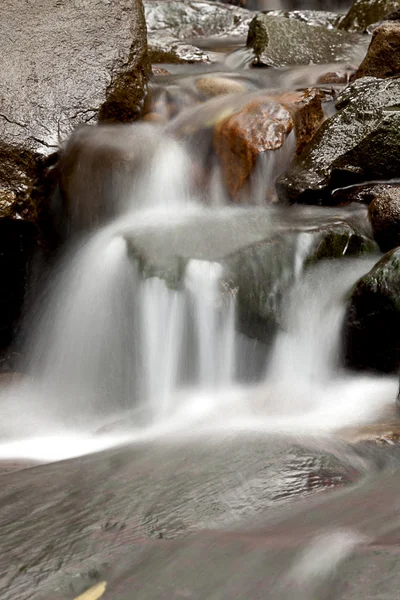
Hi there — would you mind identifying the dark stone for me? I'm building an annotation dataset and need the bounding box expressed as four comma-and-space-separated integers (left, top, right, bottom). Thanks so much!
331, 183, 393, 205
246, 14, 362, 67
354, 22, 400, 79
339, 0, 399, 33
344, 248, 400, 373
368, 186, 400, 251
277, 77, 400, 204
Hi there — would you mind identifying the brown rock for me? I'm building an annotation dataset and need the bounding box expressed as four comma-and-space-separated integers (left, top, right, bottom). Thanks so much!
152, 67, 171, 76
195, 76, 247, 98
354, 22, 400, 79
214, 90, 325, 198
317, 71, 352, 84
214, 98, 294, 199
368, 186, 400, 251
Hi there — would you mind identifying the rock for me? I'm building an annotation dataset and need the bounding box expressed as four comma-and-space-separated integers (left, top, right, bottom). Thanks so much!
368, 187, 400, 251
226, 220, 377, 340
195, 76, 247, 97
149, 37, 211, 64
331, 182, 393, 205
214, 89, 325, 199
277, 77, 400, 204
0, 0, 150, 232
59, 123, 166, 232
145, 0, 253, 40
246, 14, 362, 67
266, 9, 341, 29
354, 22, 400, 79
339, 0, 399, 33
344, 248, 400, 373
317, 70, 353, 84
145, 0, 253, 64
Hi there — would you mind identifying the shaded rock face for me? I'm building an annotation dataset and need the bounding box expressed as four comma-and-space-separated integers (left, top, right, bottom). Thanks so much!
277, 77, 400, 204
225, 221, 377, 340
344, 248, 400, 373
354, 21, 400, 79
266, 9, 341, 29
368, 187, 400, 251
339, 0, 399, 32
246, 14, 361, 67
214, 89, 325, 199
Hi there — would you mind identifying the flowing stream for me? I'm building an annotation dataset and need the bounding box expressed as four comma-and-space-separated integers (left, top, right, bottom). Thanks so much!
0, 28, 399, 599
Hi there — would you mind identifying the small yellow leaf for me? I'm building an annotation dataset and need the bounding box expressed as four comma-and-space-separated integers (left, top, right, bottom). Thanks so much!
74, 581, 107, 600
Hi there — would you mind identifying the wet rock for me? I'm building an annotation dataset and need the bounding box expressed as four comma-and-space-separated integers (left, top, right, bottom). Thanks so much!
195, 76, 248, 97
214, 97, 294, 199
226, 221, 377, 340
214, 89, 325, 199
344, 248, 400, 373
354, 22, 400, 79
266, 9, 341, 29
149, 37, 211, 64
0, 0, 150, 236
59, 123, 166, 232
317, 70, 353, 84
145, 0, 253, 40
339, 0, 399, 33
368, 186, 400, 251
246, 14, 361, 67
331, 182, 393, 205
145, 0, 253, 64
277, 77, 400, 204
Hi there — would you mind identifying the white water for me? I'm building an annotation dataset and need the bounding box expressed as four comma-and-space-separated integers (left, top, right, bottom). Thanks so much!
0, 126, 396, 463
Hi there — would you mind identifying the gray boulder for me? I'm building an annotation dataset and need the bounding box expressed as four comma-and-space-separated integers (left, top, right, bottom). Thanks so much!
144, 0, 253, 64
277, 77, 400, 204
368, 186, 400, 251
246, 14, 362, 67
344, 248, 400, 373
339, 0, 399, 33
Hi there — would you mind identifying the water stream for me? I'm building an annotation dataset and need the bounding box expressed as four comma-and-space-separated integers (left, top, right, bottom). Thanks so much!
0, 23, 399, 598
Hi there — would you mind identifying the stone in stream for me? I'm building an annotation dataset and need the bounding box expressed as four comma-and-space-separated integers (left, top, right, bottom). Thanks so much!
213, 89, 326, 199
353, 21, 400, 79
277, 77, 400, 204
338, 0, 399, 32
265, 9, 342, 29
246, 14, 362, 67
368, 186, 400, 251
344, 247, 400, 373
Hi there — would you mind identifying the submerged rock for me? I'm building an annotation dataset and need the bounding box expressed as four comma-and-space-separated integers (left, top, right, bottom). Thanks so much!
368, 186, 400, 251
246, 14, 361, 67
277, 77, 400, 204
339, 0, 399, 32
354, 21, 400, 79
344, 248, 400, 373
148, 36, 211, 64
213, 89, 325, 199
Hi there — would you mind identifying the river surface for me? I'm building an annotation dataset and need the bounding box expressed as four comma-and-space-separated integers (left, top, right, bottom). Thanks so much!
0, 11, 400, 600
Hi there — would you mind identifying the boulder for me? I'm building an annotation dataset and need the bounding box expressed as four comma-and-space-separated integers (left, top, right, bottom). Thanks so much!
354, 22, 400, 79
214, 89, 325, 199
277, 77, 400, 204
339, 0, 399, 33
266, 9, 341, 29
344, 248, 400, 373
246, 14, 362, 67
144, 0, 253, 64
368, 186, 400, 251
225, 220, 377, 340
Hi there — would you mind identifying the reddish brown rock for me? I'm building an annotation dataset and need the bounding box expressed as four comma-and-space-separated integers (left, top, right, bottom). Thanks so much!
354, 22, 400, 79
214, 89, 325, 199
368, 186, 400, 251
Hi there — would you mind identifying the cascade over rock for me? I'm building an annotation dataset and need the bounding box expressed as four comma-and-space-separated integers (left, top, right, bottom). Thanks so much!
344, 248, 400, 373
277, 77, 400, 204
